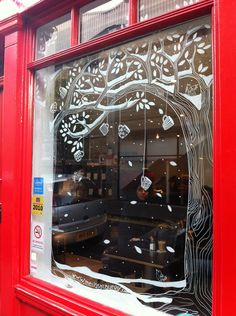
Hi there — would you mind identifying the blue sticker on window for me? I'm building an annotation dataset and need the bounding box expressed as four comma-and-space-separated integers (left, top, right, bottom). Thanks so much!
33, 177, 44, 195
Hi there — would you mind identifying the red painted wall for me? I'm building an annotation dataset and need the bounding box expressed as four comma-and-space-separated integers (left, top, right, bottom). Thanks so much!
0, 83, 2, 313
0, 30, 24, 316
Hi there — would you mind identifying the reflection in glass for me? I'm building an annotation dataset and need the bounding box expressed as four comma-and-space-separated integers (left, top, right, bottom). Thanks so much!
35, 13, 71, 59
139, 0, 200, 21
31, 16, 212, 316
79, 0, 129, 43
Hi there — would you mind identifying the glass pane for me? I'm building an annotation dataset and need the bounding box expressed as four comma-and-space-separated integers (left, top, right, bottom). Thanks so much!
80, 0, 129, 43
35, 13, 71, 59
140, 0, 201, 21
31, 16, 212, 316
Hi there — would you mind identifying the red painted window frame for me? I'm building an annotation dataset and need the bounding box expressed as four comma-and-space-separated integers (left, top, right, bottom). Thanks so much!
1, 0, 232, 315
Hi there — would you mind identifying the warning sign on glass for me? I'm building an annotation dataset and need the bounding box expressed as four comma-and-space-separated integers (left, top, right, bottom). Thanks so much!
32, 222, 44, 252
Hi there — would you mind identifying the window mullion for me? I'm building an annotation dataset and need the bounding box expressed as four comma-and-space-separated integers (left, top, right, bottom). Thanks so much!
129, 0, 138, 25
71, 5, 79, 46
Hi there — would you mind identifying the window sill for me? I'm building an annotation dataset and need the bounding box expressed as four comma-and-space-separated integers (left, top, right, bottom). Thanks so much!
15, 275, 128, 316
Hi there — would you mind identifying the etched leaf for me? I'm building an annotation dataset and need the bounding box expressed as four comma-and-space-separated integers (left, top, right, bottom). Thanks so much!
134, 246, 142, 254
179, 60, 185, 66
151, 53, 156, 60
104, 239, 110, 245
198, 42, 205, 48
204, 44, 211, 49
197, 49, 205, 54
173, 34, 180, 39
180, 35, 184, 43
201, 66, 208, 73
198, 64, 203, 71
166, 246, 175, 253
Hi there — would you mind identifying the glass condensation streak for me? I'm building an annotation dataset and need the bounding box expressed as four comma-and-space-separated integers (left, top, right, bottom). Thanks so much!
80, 0, 129, 43
139, 0, 200, 21
35, 13, 71, 59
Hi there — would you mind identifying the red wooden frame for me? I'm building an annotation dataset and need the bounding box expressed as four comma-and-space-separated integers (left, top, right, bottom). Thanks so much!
0, 13, 23, 34
71, 5, 79, 46
1, 31, 25, 316
1, 0, 236, 315
28, 0, 213, 71
129, 0, 138, 25
212, 0, 236, 314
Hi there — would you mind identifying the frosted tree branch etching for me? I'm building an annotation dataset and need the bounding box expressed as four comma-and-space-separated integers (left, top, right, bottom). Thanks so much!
39, 23, 212, 162
36, 18, 214, 315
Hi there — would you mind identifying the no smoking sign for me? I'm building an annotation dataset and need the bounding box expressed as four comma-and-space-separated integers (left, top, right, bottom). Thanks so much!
34, 225, 42, 239
32, 222, 44, 252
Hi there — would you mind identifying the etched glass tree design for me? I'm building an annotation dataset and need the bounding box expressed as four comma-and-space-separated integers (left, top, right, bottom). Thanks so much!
48, 22, 211, 161
35, 16, 212, 315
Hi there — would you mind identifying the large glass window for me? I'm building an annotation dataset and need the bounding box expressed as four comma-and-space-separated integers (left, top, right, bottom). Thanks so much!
79, 0, 129, 43
31, 16, 212, 315
35, 13, 71, 59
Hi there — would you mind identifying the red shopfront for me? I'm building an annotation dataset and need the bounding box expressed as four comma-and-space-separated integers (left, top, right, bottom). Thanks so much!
0, 0, 235, 315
